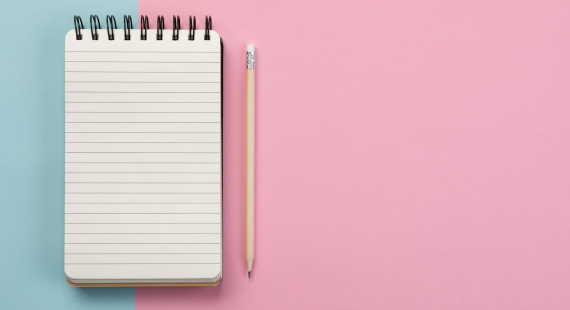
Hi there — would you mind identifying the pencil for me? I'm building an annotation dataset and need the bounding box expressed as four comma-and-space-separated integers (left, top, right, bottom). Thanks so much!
245, 44, 256, 279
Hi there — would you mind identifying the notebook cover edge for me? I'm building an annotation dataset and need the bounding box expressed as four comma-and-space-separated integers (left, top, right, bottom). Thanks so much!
66, 277, 221, 287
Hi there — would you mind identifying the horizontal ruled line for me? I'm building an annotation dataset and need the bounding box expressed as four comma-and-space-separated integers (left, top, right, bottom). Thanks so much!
65, 253, 220, 255
64, 263, 220, 265
65, 223, 217, 225
65, 101, 220, 104
65, 71, 220, 73
65, 81, 220, 84
65, 232, 220, 234
67, 203, 220, 204
65, 131, 221, 134
66, 112, 220, 113
66, 61, 220, 63
65, 162, 220, 163
65, 122, 220, 124
66, 51, 219, 53
65, 182, 220, 184
65, 172, 220, 174
65, 192, 220, 194
65, 214, 219, 216
65, 203, 220, 205
65, 241, 219, 243
65, 92, 220, 94
65, 203, 222, 206
65, 142, 220, 143
65, 152, 220, 154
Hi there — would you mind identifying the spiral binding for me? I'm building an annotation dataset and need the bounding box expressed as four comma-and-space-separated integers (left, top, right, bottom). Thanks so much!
156, 15, 165, 40
204, 16, 212, 40
106, 15, 117, 40
189, 15, 196, 40
74, 16, 84, 40
74, 15, 214, 41
89, 15, 101, 40
140, 15, 149, 40
172, 15, 180, 40
124, 15, 133, 40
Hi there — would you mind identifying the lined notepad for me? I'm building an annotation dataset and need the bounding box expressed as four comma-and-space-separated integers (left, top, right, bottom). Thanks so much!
64, 29, 222, 284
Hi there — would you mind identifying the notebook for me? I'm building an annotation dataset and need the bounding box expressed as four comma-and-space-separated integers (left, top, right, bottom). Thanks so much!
64, 15, 223, 286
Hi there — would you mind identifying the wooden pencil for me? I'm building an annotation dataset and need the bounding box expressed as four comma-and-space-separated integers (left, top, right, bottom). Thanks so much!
245, 44, 256, 278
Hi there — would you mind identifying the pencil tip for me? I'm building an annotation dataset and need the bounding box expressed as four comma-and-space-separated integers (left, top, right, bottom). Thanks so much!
248, 271, 251, 279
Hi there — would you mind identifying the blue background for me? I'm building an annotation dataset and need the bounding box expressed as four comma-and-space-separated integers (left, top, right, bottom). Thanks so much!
1, 1, 137, 309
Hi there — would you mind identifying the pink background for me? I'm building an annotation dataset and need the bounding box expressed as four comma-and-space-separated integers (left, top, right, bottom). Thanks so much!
138, 0, 570, 309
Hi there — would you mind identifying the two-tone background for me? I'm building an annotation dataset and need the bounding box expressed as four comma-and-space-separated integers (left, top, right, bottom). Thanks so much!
2, 0, 570, 309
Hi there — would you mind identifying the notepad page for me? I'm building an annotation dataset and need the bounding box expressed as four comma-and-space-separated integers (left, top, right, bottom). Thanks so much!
64, 29, 222, 283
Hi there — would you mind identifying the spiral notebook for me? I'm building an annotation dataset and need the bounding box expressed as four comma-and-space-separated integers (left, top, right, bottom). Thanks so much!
64, 15, 223, 286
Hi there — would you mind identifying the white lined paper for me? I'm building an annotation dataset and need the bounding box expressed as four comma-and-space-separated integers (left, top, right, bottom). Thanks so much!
64, 29, 222, 283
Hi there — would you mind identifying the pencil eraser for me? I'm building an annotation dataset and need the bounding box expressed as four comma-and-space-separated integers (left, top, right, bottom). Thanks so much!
247, 44, 255, 52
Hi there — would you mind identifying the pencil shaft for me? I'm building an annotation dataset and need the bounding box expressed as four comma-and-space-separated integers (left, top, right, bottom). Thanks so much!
245, 68, 255, 273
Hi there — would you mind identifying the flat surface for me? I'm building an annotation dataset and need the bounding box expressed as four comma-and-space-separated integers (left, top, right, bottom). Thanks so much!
2, 0, 570, 309
0, 1, 138, 309
64, 29, 222, 283
137, 0, 570, 309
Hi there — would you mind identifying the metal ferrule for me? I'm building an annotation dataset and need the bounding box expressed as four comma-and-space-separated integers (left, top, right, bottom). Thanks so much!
246, 51, 255, 69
